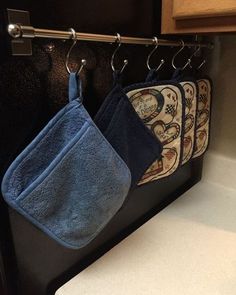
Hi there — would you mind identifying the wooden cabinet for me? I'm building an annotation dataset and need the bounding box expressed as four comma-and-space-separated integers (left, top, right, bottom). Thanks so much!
162, 0, 236, 34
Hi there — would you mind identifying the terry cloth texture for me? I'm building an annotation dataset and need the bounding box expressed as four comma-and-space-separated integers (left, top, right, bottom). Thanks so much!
1, 73, 131, 250
171, 69, 198, 165
193, 78, 212, 158
125, 70, 185, 185
94, 72, 163, 190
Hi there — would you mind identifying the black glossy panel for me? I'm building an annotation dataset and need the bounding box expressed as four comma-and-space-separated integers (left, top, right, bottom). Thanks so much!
0, 1, 202, 295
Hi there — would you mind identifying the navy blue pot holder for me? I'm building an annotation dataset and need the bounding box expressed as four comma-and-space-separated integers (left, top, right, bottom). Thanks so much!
95, 72, 163, 189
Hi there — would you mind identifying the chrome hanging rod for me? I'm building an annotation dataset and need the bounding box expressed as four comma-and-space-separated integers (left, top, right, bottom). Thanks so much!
7, 24, 213, 48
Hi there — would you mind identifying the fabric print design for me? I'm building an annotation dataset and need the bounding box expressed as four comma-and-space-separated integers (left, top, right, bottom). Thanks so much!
152, 120, 180, 146
161, 87, 179, 124
126, 84, 184, 185
180, 81, 197, 164
197, 109, 210, 129
185, 115, 194, 134
193, 79, 212, 158
194, 130, 207, 155
183, 136, 193, 162
129, 89, 164, 123
138, 147, 178, 185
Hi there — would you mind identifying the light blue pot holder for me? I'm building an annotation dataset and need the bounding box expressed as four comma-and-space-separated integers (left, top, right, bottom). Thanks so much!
1, 73, 131, 249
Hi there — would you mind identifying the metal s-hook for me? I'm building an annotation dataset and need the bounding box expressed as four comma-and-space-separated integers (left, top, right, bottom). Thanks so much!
196, 59, 206, 70
171, 40, 191, 70
147, 37, 165, 72
188, 44, 206, 70
65, 28, 87, 75
111, 33, 128, 74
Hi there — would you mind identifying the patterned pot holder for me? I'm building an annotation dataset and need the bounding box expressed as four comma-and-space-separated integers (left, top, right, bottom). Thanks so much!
1, 73, 131, 249
125, 70, 185, 186
193, 77, 212, 158
95, 72, 163, 190
172, 69, 198, 165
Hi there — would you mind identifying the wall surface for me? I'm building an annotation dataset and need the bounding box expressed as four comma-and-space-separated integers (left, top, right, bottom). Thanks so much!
206, 35, 236, 159
203, 35, 236, 189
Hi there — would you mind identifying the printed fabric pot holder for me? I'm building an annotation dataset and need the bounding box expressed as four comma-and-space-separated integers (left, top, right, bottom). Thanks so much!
1, 73, 131, 249
172, 68, 212, 160
193, 76, 212, 158
125, 70, 185, 186
171, 69, 198, 165
94, 71, 163, 190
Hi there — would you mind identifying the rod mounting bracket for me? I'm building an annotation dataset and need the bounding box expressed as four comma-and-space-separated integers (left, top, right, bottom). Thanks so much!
6, 9, 32, 56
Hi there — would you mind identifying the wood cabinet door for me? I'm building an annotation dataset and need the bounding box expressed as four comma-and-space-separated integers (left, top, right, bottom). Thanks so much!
162, 0, 236, 34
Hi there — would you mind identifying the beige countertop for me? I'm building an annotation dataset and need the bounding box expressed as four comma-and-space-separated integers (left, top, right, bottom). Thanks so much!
56, 172, 236, 295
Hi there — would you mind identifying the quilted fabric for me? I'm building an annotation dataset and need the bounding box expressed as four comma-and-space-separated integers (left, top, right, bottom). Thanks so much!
193, 78, 212, 158
171, 69, 198, 164
125, 71, 185, 185
1, 73, 131, 249
179, 80, 198, 164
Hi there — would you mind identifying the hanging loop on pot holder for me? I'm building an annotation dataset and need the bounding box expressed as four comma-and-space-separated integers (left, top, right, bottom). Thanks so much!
112, 70, 123, 86
69, 72, 83, 102
145, 69, 159, 82
172, 68, 183, 80
1, 73, 131, 249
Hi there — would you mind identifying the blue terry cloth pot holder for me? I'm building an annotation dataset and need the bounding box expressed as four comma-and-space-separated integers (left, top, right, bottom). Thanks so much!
125, 69, 185, 186
94, 71, 163, 190
1, 73, 131, 249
